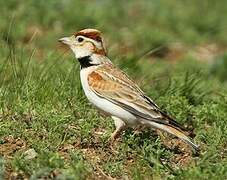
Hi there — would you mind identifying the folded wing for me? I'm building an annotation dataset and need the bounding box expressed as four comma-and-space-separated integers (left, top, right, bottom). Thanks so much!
88, 63, 185, 131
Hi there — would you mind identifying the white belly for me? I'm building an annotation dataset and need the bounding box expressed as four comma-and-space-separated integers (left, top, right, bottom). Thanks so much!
80, 68, 137, 125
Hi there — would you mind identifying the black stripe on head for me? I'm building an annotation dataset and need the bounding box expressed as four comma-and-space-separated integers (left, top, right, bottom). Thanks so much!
78, 56, 99, 69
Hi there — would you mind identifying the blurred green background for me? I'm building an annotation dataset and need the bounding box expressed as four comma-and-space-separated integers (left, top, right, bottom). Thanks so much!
0, 0, 227, 179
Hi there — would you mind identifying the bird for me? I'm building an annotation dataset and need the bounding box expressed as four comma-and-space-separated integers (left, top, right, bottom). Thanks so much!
59, 28, 199, 152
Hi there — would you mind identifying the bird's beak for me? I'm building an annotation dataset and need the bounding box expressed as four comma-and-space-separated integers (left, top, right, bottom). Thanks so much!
58, 36, 72, 45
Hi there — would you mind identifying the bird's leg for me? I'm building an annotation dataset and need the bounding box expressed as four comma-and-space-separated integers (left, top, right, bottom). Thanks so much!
110, 116, 126, 144
133, 124, 146, 135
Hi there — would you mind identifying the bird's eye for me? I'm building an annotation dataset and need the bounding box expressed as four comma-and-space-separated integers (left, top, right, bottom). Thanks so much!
77, 37, 84, 42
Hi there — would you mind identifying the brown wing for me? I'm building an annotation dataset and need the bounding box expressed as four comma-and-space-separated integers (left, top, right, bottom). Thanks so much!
87, 63, 185, 130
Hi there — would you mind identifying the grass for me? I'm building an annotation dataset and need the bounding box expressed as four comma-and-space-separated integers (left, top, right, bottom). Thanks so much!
0, 0, 227, 179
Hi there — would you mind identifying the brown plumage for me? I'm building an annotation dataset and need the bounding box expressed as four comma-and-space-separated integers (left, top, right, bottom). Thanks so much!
87, 62, 199, 151
75, 29, 107, 56
59, 28, 200, 152
88, 63, 181, 128
75, 29, 102, 42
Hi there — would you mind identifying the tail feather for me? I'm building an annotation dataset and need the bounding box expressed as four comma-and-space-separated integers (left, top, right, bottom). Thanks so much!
145, 120, 200, 152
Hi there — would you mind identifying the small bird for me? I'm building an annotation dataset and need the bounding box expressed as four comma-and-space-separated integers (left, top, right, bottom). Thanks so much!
59, 29, 199, 151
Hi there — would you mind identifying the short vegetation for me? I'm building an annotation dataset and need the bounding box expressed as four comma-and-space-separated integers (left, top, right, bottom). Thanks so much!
0, 0, 227, 179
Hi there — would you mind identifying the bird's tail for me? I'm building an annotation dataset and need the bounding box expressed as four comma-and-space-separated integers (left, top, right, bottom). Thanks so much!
145, 120, 200, 152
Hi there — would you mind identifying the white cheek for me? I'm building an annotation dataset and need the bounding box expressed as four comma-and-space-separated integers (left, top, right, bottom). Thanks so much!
71, 46, 91, 59
70, 42, 94, 59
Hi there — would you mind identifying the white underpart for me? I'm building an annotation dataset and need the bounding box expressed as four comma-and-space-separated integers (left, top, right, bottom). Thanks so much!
79, 55, 160, 125
112, 116, 126, 128
80, 66, 138, 126
77, 55, 199, 150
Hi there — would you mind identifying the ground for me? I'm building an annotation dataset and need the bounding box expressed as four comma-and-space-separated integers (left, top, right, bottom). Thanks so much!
0, 0, 227, 179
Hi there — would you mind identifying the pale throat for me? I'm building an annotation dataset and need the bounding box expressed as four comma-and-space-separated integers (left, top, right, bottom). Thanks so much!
72, 47, 92, 59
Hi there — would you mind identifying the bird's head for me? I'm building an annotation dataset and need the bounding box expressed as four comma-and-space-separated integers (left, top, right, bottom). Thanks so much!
59, 29, 107, 59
